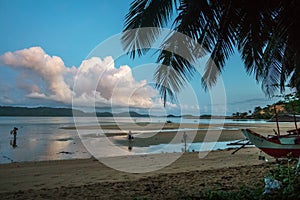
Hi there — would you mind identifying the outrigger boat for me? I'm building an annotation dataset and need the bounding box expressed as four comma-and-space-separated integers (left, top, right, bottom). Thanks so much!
242, 105, 300, 158
242, 128, 300, 158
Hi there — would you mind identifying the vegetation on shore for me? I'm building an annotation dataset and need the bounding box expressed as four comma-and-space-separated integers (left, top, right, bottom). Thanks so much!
231, 94, 300, 120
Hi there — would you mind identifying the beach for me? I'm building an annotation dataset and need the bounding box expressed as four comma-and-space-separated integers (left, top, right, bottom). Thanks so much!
0, 148, 272, 199
0, 119, 290, 199
0, 148, 275, 199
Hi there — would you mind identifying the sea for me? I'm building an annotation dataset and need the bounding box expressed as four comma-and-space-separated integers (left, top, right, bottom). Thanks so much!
0, 116, 267, 164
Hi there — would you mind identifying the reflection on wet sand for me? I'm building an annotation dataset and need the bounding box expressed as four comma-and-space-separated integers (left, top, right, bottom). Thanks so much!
10, 138, 17, 148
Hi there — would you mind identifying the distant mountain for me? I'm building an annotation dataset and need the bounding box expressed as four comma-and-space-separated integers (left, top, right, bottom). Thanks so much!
0, 106, 85, 116
167, 114, 181, 118
115, 111, 150, 118
95, 112, 113, 117
96, 111, 150, 117
0, 106, 150, 117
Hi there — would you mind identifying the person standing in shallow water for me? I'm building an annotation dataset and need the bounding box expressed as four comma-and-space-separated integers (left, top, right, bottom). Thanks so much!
10, 127, 18, 148
128, 131, 134, 151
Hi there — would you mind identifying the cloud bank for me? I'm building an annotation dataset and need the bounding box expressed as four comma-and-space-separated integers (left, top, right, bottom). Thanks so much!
0, 46, 160, 109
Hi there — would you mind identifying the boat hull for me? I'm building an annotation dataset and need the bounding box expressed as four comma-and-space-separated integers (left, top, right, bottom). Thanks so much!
242, 129, 300, 158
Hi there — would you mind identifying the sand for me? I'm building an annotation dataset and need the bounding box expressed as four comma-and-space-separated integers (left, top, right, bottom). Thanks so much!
0, 122, 291, 199
0, 148, 277, 199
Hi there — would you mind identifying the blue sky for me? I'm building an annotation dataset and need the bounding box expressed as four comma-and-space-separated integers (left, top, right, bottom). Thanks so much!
0, 0, 278, 115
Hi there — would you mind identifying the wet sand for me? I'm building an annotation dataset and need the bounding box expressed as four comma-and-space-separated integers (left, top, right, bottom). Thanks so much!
108, 122, 294, 147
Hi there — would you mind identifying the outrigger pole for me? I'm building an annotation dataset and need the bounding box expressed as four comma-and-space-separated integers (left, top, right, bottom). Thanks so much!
274, 105, 280, 136
291, 101, 299, 135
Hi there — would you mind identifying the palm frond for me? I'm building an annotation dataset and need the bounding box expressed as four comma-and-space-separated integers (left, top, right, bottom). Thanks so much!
260, 0, 300, 95
236, 1, 271, 79
260, 27, 285, 95
202, 1, 237, 89
261, 49, 283, 96
155, 45, 197, 105
122, 0, 176, 58
279, 0, 300, 93
173, 0, 216, 57
154, 63, 185, 106
153, 0, 211, 104
122, 0, 300, 104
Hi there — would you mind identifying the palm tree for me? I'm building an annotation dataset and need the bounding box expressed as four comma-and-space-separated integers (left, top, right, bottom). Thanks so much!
122, 0, 300, 104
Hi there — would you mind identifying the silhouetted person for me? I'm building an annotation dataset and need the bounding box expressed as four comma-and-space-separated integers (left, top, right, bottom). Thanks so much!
10, 127, 18, 148
128, 131, 134, 151
127, 130, 134, 140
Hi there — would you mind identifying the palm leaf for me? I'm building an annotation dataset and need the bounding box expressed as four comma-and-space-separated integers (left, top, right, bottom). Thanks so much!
202, 1, 237, 89
122, 0, 300, 104
154, 0, 211, 104
235, 1, 271, 80
122, 0, 176, 58
154, 43, 197, 105
260, 0, 300, 95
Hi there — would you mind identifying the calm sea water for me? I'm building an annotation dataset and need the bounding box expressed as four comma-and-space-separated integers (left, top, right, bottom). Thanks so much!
0, 116, 266, 164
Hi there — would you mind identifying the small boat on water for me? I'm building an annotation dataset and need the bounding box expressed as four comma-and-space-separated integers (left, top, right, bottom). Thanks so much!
242, 128, 300, 158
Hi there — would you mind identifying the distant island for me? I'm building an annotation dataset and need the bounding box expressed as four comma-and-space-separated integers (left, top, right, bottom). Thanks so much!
0, 106, 150, 117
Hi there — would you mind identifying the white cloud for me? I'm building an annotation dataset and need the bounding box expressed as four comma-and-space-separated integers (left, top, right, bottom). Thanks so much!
0, 46, 161, 109
0, 47, 72, 102
26, 92, 48, 99
72, 56, 161, 108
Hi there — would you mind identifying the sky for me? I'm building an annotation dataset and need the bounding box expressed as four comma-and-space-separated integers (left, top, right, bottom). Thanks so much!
0, 0, 279, 116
